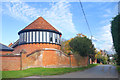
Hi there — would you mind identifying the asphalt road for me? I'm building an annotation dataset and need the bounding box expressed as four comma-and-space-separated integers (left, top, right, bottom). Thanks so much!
25, 65, 118, 78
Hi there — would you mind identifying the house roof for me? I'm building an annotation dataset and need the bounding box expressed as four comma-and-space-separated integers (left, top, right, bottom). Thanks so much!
19, 17, 60, 33
0, 43, 14, 51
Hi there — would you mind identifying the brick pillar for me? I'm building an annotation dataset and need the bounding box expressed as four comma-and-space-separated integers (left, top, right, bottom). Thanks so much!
90, 58, 92, 64
20, 49, 27, 70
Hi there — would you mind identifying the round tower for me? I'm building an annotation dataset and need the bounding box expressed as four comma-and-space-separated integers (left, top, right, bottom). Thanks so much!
13, 17, 62, 54
18, 17, 62, 45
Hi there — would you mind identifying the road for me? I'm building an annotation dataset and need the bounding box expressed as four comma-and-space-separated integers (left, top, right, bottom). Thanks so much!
25, 65, 118, 78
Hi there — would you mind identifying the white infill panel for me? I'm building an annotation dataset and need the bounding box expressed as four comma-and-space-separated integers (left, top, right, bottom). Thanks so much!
58, 34, 59, 44
43, 32, 46, 42
40, 31, 42, 42
30, 32, 32, 42
53, 33, 55, 43
21, 33, 23, 42
33, 31, 35, 42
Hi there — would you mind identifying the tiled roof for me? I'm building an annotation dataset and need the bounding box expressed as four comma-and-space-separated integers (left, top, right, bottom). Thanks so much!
0, 43, 13, 51
10, 39, 19, 48
20, 17, 59, 32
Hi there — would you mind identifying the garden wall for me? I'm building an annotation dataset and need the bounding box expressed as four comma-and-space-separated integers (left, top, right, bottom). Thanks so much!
21, 49, 89, 69
1, 48, 89, 71
1, 55, 21, 71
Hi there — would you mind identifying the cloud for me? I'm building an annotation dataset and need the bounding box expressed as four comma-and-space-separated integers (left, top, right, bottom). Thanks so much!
2, 0, 78, 39
100, 4, 117, 25
3, 1, 40, 22
94, 24, 114, 54
102, 4, 118, 18
102, 9, 114, 18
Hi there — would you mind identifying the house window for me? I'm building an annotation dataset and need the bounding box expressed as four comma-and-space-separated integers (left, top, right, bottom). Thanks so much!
49, 32, 53, 42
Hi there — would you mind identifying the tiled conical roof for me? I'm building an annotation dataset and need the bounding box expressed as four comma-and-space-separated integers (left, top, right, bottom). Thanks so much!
20, 17, 59, 32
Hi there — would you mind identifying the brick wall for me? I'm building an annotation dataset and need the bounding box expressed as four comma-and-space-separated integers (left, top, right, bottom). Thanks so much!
1, 56, 21, 71
21, 51, 43, 70
70, 54, 88, 67
0, 51, 13, 55
12, 43, 60, 55
20, 49, 88, 69
1, 43, 89, 71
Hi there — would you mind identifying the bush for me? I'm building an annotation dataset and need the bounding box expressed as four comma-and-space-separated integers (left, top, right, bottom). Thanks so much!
69, 36, 95, 57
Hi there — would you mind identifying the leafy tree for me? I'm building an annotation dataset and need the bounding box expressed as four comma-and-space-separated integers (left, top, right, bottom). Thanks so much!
61, 38, 73, 54
111, 14, 120, 65
69, 35, 95, 57
95, 50, 108, 64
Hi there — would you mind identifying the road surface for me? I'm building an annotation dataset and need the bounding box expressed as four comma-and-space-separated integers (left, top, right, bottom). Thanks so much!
25, 65, 118, 78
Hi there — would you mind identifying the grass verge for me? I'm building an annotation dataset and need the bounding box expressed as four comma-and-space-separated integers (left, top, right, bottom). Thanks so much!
2, 64, 99, 78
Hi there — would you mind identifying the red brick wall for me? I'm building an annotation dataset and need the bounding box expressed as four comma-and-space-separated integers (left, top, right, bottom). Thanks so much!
1, 56, 21, 71
1, 43, 89, 71
70, 54, 88, 67
0, 51, 13, 55
58, 54, 70, 67
21, 51, 43, 70
1, 50, 89, 71
13, 43, 60, 55
42, 50, 59, 67
20, 49, 88, 69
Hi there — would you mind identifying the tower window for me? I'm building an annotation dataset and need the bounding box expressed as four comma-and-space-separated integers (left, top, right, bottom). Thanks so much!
49, 32, 53, 42
55, 39, 57, 42
50, 37, 52, 42
55, 34, 57, 43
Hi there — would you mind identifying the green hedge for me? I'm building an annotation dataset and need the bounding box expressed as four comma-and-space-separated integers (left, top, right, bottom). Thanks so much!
111, 14, 120, 65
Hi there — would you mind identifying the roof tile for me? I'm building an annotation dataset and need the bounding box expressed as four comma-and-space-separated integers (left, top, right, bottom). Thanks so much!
21, 17, 59, 32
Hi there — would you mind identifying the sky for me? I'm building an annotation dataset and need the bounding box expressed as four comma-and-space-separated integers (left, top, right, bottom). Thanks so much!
1, 0, 119, 54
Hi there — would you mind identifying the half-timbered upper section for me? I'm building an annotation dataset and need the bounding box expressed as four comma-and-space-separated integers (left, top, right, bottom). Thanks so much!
18, 17, 62, 45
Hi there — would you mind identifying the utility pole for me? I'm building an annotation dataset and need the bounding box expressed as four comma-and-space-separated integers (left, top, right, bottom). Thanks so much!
118, 1, 120, 14
91, 35, 93, 41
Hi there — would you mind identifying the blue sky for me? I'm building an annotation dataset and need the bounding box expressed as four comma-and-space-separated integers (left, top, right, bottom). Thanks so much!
1, 0, 119, 54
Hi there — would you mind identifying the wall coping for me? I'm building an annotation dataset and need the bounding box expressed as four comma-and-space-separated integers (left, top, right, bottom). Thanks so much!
43, 48, 58, 51
0, 55, 21, 57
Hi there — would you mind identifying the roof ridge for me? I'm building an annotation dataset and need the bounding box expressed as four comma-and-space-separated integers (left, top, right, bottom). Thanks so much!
0, 43, 13, 49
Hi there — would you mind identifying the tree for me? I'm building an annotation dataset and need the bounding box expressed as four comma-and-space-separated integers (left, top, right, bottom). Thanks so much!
95, 50, 108, 64
61, 38, 73, 54
111, 14, 120, 65
69, 35, 95, 57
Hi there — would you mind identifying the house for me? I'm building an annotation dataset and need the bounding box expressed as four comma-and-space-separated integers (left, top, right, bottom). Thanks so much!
0, 43, 13, 55
1, 17, 89, 71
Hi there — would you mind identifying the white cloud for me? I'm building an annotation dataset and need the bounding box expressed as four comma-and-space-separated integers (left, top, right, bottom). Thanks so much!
102, 9, 114, 18
101, 5, 117, 24
3, 1, 40, 22
94, 24, 114, 54
2, 0, 78, 39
